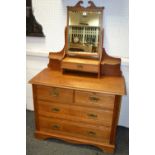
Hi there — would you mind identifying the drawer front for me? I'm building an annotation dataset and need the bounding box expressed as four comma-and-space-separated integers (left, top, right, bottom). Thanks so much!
38, 101, 113, 127
36, 85, 73, 103
75, 90, 115, 110
62, 62, 99, 73
39, 116, 111, 143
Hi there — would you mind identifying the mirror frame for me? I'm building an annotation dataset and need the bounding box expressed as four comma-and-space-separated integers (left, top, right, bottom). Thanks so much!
66, 1, 104, 59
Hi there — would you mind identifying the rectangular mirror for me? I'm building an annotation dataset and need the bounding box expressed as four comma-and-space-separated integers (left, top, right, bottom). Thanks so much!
68, 11, 101, 53
67, 4, 103, 59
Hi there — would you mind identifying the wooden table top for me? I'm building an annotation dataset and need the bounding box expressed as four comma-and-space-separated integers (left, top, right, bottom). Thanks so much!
29, 68, 126, 95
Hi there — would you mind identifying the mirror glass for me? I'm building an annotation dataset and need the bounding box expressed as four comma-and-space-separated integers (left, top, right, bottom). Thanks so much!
68, 10, 101, 54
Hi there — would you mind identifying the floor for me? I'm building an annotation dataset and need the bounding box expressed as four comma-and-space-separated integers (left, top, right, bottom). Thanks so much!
26, 110, 129, 155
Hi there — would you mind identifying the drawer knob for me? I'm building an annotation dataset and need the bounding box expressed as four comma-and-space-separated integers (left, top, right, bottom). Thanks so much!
51, 108, 60, 112
88, 131, 96, 136
89, 96, 100, 102
51, 124, 60, 130
50, 88, 59, 97
87, 113, 97, 118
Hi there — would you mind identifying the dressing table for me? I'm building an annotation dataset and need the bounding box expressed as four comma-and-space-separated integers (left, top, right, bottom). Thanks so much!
29, 1, 126, 153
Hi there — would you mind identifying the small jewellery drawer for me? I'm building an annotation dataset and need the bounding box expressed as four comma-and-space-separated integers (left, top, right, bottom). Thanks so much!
38, 101, 113, 126
36, 85, 73, 103
39, 116, 111, 143
75, 90, 115, 110
61, 62, 99, 73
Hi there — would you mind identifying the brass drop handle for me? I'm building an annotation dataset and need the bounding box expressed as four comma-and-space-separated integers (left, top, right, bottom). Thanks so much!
88, 131, 96, 136
51, 108, 60, 112
87, 113, 97, 118
50, 88, 59, 97
89, 96, 100, 102
51, 124, 60, 130
77, 64, 83, 69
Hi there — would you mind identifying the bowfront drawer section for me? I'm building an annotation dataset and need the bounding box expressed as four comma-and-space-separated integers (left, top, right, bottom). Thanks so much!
36, 85, 73, 104
38, 101, 113, 126
75, 90, 115, 110
39, 116, 111, 143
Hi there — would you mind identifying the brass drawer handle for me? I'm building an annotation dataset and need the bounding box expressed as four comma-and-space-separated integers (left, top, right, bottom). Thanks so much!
77, 64, 83, 69
51, 108, 60, 112
51, 124, 60, 130
50, 88, 59, 97
88, 131, 96, 136
89, 96, 100, 102
87, 113, 97, 118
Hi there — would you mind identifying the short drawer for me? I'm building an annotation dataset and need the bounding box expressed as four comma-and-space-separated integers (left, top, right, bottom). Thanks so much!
38, 101, 113, 127
36, 85, 73, 104
62, 62, 99, 73
75, 90, 115, 110
39, 116, 111, 143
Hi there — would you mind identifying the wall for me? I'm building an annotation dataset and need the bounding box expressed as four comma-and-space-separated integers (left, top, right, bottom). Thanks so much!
26, 0, 129, 127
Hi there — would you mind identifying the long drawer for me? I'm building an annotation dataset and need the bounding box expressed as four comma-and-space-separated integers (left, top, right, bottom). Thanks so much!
38, 101, 113, 127
36, 85, 73, 104
39, 116, 111, 143
75, 90, 115, 110
61, 61, 99, 73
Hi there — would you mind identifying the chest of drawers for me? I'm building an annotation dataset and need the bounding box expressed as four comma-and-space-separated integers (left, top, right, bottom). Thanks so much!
29, 68, 125, 153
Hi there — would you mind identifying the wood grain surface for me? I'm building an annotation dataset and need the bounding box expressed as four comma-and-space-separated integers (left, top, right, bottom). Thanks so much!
29, 68, 125, 95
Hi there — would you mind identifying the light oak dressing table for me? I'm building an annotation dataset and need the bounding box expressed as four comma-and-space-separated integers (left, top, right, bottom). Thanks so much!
29, 1, 126, 153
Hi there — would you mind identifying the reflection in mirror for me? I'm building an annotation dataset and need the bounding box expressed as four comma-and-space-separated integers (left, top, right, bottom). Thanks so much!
68, 11, 101, 53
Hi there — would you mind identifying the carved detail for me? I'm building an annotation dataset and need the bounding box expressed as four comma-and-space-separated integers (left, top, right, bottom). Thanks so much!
74, 0, 97, 9
88, 1, 97, 8
75, 1, 83, 7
